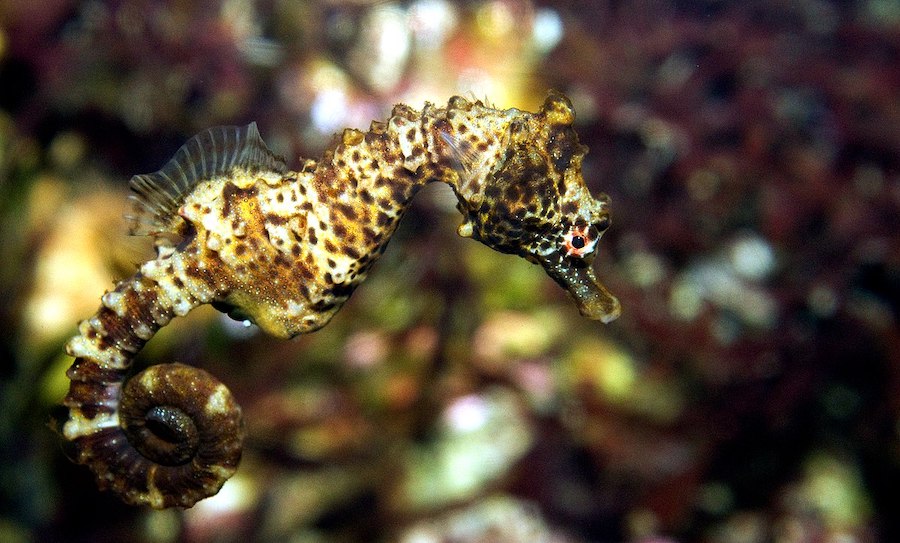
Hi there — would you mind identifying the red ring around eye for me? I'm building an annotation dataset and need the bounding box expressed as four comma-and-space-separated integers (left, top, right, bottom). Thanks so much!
563, 225, 596, 257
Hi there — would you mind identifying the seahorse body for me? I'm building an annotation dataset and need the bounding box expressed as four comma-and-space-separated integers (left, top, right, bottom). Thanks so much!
60, 93, 621, 508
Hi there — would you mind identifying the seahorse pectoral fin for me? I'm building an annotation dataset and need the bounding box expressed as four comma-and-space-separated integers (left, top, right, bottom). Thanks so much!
539, 253, 621, 323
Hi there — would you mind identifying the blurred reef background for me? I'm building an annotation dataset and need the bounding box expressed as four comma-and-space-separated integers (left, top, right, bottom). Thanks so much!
1, 0, 898, 541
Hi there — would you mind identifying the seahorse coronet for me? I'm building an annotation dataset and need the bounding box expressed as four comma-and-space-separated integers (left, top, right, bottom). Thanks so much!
59, 92, 621, 508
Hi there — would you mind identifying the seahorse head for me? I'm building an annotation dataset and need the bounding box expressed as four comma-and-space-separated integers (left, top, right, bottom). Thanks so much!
456, 93, 621, 323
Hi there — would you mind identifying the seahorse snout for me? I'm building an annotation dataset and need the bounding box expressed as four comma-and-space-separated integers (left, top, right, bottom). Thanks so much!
538, 252, 621, 323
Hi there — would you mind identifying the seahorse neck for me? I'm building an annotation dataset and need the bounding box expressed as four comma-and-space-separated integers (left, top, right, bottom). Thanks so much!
301, 98, 517, 266
370, 97, 519, 214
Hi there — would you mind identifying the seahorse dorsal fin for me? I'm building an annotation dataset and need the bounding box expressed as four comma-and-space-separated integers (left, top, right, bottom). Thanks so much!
126, 122, 287, 236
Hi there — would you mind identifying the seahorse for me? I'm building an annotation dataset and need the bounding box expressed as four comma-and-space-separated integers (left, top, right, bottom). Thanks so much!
58, 92, 621, 509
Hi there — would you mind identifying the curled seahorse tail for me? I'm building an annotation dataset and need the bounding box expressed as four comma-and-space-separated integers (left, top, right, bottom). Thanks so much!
60, 274, 243, 509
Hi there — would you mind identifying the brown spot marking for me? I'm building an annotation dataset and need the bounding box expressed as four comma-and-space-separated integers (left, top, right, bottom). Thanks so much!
312, 300, 336, 312
391, 184, 408, 204
556, 176, 566, 195
335, 202, 357, 220
365, 129, 386, 145
67, 358, 127, 384
504, 184, 522, 202
433, 118, 451, 135
315, 165, 339, 196
222, 183, 260, 221
325, 282, 355, 298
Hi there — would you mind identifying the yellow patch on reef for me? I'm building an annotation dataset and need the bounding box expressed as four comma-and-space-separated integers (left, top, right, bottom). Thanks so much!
565, 336, 636, 403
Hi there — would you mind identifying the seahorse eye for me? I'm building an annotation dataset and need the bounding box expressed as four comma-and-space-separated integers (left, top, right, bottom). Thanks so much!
562, 225, 597, 257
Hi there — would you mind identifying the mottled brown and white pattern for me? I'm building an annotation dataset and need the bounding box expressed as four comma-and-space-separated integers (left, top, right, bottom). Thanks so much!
59, 92, 621, 508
